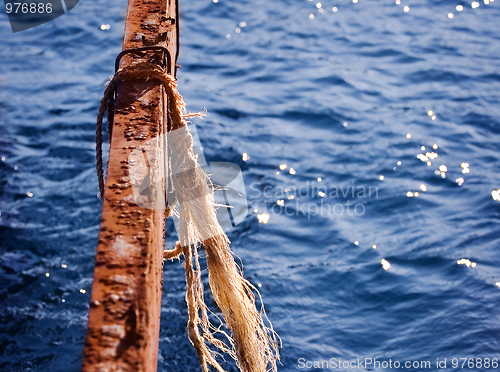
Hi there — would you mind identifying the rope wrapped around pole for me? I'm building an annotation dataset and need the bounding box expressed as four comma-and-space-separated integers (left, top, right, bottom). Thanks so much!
96, 62, 185, 198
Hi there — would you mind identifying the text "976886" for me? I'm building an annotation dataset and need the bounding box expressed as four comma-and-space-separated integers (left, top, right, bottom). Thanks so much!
5, 3, 53, 13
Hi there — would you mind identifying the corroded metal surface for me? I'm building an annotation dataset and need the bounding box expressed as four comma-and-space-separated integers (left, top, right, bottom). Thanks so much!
82, 1, 177, 371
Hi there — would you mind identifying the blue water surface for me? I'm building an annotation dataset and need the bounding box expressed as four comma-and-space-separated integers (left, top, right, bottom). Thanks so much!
1, 0, 500, 371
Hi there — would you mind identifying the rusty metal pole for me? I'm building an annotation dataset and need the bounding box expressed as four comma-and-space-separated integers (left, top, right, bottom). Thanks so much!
82, 1, 178, 371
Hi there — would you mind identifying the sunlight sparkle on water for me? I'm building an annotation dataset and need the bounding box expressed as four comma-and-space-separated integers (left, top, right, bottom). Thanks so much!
456, 4, 464, 10
457, 258, 476, 268
309, 13, 315, 19
492, 189, 500, 201
420, 184, 427, 192
407, 191, 414, 197
317, 177, 322, 182
279, 164, 287, 170
289, 168, 296, 175
61, 264, 67, 268
397, 161, 402, 166
239, 22, 247, 27
257, 213, 270, 224
427, 110, 433, 116
406, 133, 411, 138
316, 2, 322, 8
395, 0, 401, 4
456, 178, 464, 186
403, 5, 410, 12
379, 175, 384, 180
433, 144, 438, 149
381, 259, 391, 270
332, 6, 338, 12
448, 13, 455, 18
496, 282, 500, 288
80, 289, 86, 294
472, 1, 480, 8
372, 244, 377, 249
100, 24, 111, 30
45, 273, 49, 277
277, 200, 284, 206
242, 153, 249, 161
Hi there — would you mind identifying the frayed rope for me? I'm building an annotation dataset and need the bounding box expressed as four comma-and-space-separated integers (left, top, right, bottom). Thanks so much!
96, 62, 281, 372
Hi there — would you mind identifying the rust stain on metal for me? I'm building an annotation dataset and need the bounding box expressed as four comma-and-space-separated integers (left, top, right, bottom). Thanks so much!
82, 0, 177, 371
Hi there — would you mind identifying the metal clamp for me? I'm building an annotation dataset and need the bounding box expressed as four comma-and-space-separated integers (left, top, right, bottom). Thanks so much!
115, 46, 172, 74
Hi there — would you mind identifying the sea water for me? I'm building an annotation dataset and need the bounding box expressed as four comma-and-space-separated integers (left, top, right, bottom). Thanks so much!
1, 0, 500, 371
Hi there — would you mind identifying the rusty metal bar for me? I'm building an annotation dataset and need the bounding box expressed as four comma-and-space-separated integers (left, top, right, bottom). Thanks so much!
82, 1, 178, 371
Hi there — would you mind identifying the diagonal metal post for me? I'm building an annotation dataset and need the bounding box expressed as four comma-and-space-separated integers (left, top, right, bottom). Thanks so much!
82, 1, 178, 371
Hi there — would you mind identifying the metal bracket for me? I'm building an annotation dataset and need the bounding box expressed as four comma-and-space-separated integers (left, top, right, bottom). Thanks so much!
115, 46, 172, 75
